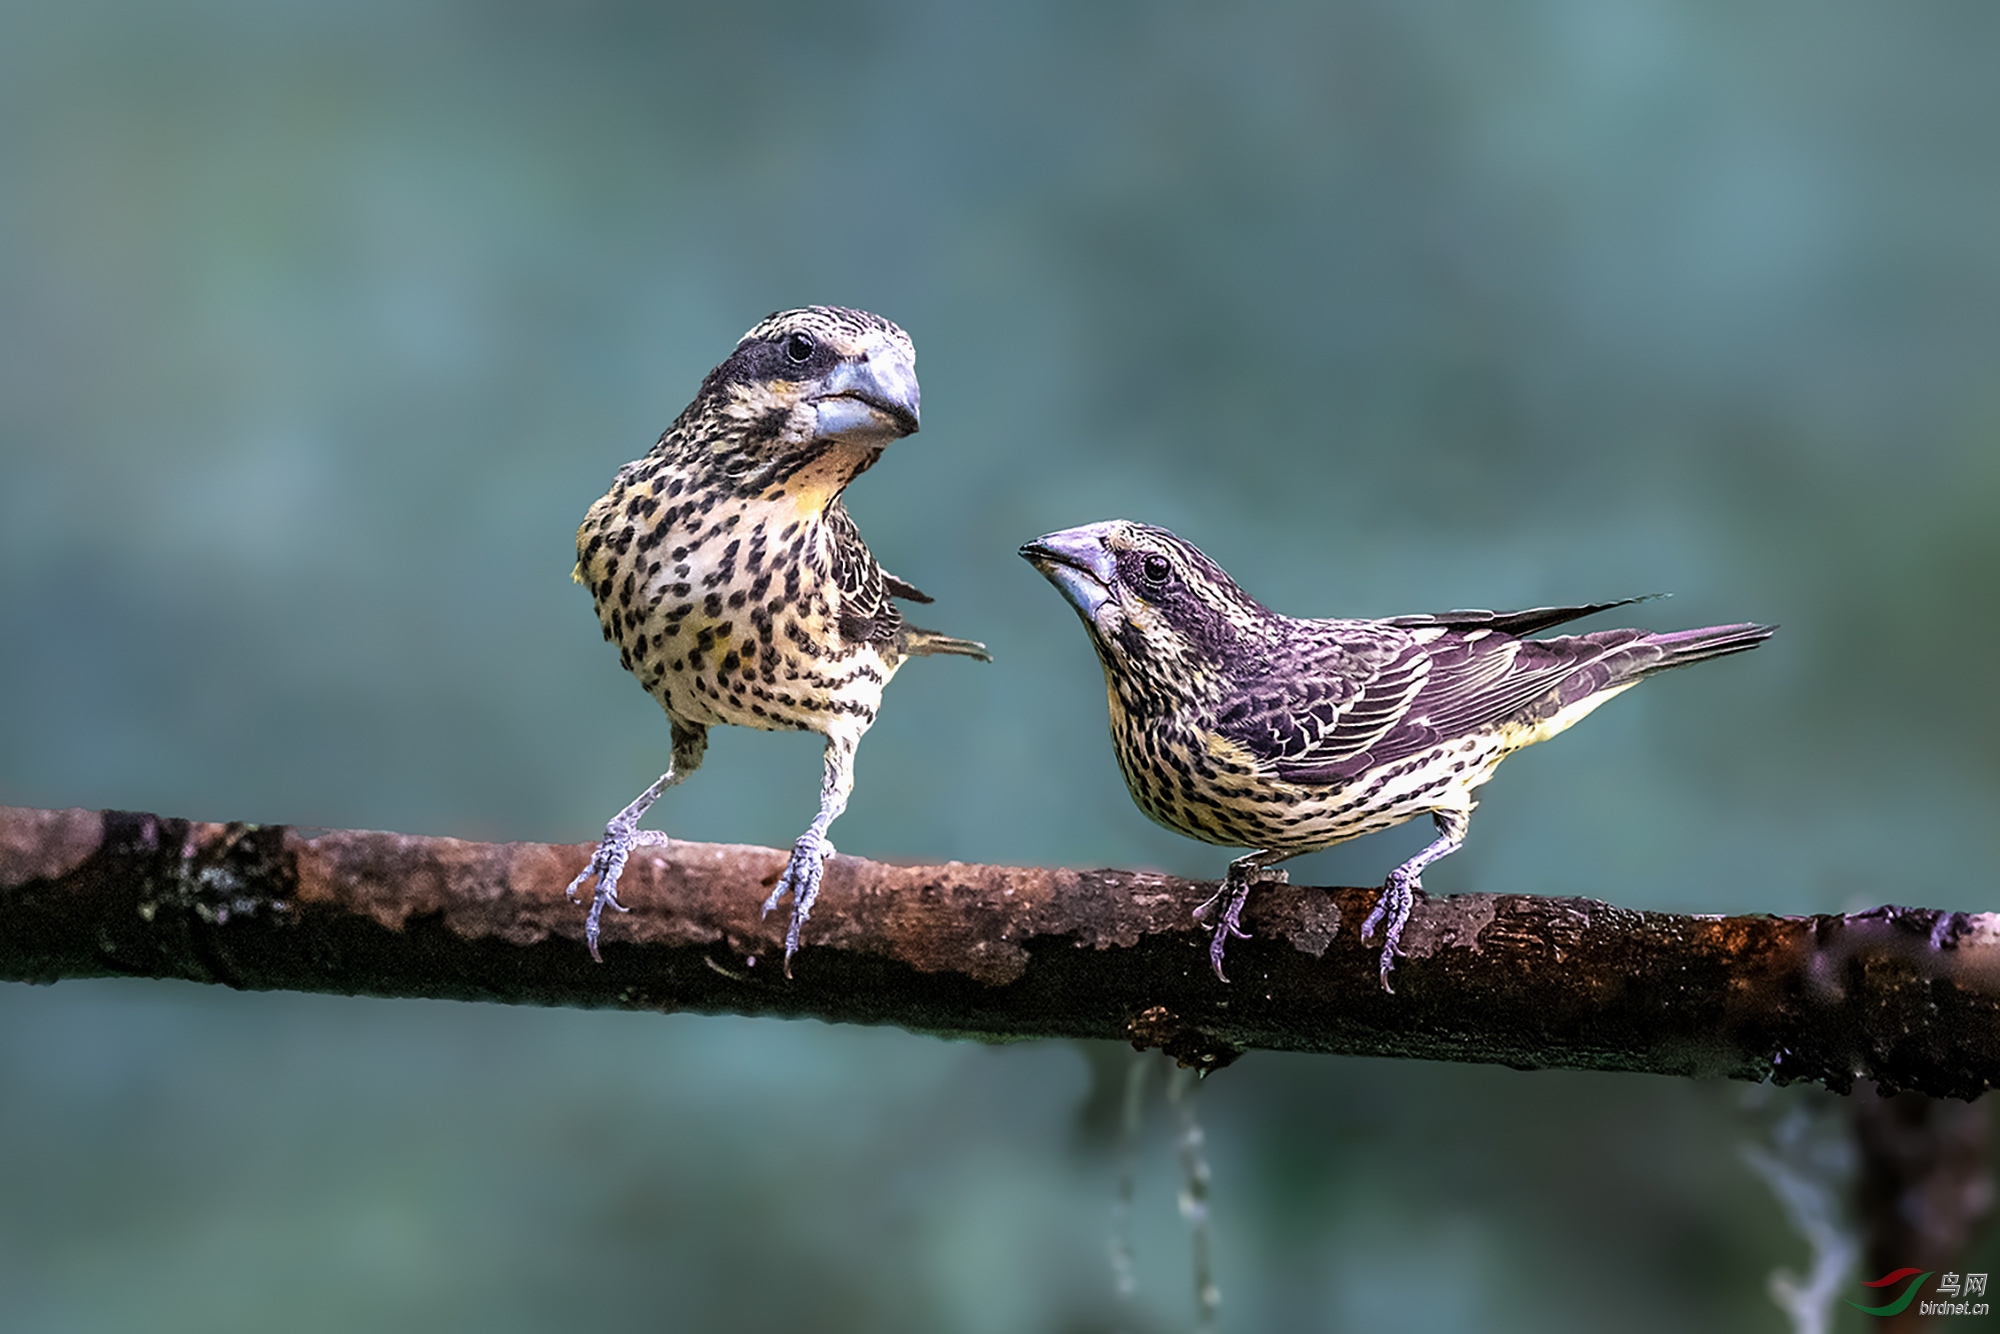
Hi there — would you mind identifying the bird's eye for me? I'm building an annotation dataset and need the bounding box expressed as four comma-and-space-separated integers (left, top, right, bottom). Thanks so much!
784, 332, 816, 363
1140, 554, 1172, 584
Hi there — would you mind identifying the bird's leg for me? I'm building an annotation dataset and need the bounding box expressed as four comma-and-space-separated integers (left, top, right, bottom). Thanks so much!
1194, 849, 1291, 983
1361, 808, 1469, 992
568, 721, 707, 963
762, 734, 857, 974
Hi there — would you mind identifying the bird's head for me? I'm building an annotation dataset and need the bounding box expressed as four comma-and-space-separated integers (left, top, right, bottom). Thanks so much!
1020, 520, 1267, 701
666, 306, 921, 490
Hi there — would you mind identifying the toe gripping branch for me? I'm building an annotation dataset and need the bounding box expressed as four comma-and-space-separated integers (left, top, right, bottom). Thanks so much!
1198, 859, 1416, 992
1361, 812, 1468, 992
1198, 813, 1466, 991
1359, 869, 1416, 993
567, 772, 678, 962
761, 828, 834, 977
1195, 855, 1289, 984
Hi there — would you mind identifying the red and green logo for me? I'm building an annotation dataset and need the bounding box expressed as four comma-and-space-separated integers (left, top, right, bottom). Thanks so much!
1846, 1269, 1934, 1317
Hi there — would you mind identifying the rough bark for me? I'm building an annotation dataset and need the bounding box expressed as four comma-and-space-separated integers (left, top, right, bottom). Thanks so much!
2, 804, 1997, 1097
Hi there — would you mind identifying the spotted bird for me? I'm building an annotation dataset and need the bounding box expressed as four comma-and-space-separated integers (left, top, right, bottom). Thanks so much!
571, 307, 989, 968
1021, 520, 1772, 988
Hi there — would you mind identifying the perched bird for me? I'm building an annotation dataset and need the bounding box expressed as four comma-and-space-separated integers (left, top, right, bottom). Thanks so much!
571, 307, 988, 968
1021, 520, 1772, 988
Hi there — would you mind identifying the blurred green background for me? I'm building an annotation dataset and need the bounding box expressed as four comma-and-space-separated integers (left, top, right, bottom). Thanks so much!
3, 1, 1996, 1329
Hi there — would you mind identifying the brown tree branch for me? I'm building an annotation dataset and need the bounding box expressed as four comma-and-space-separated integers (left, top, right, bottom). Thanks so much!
2, 804, 1996, 1096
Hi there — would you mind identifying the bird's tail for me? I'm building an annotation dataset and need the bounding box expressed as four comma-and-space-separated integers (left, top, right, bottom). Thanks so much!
1638, 622, 1776, 674
902, 625, 993, 662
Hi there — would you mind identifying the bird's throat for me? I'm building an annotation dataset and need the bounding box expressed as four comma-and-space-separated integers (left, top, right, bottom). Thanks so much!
758, 440, 883, 516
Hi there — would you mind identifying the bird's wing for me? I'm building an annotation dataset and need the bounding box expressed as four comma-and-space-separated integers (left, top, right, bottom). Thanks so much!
1381, 596, 1655, 637
824, 502, 906, 645
1239, 625, 1647, 784
1214, 625, 1425, 770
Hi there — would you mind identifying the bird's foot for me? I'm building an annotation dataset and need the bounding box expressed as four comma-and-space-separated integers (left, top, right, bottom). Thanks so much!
762, 832, 835, 976
567, 771, 679, 962
1360, 868, 1419, 994
568, 828, 676, 964
567, 824, 672, 963
1194, 867, 1285, 984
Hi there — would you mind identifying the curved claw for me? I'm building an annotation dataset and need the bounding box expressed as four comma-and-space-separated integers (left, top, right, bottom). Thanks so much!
1359, 898, 1386, 942
1363, 870, 1418, 994
569, 829, 668, 963
762, 833, 833, 976
1198, 865, 1289, 983
1202, 879, 1256, 984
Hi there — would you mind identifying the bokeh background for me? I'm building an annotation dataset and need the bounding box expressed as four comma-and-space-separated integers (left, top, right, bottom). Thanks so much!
3, 1, 1997, 1329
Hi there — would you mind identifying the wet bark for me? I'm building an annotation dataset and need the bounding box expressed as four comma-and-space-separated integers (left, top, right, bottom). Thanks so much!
3, 804, 1998, 1097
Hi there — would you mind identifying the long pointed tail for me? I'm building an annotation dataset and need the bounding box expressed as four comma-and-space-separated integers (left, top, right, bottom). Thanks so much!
1547, 620, 1772, 716
1641, 621, 1776, 673
902, 625, 993, 662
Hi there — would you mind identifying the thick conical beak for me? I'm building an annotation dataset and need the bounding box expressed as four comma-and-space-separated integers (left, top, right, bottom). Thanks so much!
811, 333, 920, 442
1019, 525, 1119, 619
